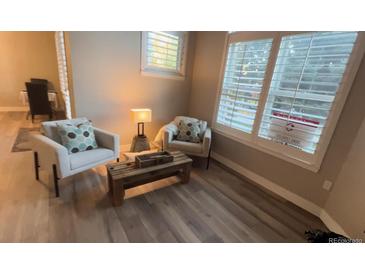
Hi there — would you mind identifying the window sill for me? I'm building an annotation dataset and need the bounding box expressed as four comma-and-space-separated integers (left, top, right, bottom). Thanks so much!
141, 70, 185, 81
212, 126, 321, 173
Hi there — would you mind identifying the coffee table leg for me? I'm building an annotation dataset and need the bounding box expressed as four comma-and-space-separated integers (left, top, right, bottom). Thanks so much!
107, 171, 113, 195
181, 163, 191, 184
112, 180, 125, 207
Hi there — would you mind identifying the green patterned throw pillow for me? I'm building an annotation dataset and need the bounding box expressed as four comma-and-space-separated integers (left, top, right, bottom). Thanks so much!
57, 122, 98, 154
176, 120, 201, 143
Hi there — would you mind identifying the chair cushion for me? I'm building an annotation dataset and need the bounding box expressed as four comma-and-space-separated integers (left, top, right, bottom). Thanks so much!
69, 148, 114, 170
176, 120, 201, 143
168, 140, 202, 155
42, 117, 89, 144
57, 121, 98, 154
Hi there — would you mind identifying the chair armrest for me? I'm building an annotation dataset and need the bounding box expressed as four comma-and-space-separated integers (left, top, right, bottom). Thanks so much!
31, 134, 70, 178
93, 127, 120, 158
202, 127, 212, 157
155, 122, 178, 151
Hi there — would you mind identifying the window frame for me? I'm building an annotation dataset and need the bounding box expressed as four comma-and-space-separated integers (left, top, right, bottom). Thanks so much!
212, 31, 365, 172
140, 31, 188, 80
213, 32, 281, 143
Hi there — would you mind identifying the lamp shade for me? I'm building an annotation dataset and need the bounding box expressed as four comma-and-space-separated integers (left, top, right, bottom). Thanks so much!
131, 108, 152, 123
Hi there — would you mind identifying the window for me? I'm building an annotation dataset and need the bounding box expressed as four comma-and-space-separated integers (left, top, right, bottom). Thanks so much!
216, 39, 273, 134
141, 31, 188, 79
259, 32, 358, 154
214, 32, 364, 171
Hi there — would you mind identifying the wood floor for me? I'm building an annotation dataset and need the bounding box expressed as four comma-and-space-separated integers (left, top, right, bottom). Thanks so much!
0, 111, 327, 242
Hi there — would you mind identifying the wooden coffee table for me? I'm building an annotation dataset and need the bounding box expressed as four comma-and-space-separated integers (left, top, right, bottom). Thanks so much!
106, 151, 192, 206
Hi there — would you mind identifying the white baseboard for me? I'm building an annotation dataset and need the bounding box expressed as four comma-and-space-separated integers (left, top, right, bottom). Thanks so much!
319, 210, 350, 237
0, 106, 28, 112
211, 151, 349, 236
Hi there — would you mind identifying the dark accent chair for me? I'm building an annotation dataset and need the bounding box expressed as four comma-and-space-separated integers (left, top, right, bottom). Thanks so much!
25, 82, 53, 123
30, 78, 48, 87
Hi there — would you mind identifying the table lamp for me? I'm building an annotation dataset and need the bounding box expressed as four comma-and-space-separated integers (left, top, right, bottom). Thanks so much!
130, 108, 152, 152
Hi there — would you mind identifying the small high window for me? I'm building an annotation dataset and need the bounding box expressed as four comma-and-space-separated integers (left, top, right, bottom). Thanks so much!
141, 31, 188, 79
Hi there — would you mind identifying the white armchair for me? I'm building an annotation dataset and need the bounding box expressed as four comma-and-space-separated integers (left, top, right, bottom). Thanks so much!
156, 116, 212, 169
31, 117, 120, 197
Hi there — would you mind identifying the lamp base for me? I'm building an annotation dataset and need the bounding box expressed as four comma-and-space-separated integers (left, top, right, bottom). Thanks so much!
130, 135, 151, 152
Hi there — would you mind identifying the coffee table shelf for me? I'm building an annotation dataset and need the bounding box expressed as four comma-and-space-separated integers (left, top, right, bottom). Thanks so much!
106, 151, 192, 206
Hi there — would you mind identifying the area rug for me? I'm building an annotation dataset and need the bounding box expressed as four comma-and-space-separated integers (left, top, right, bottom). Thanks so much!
11, 127, 40, 152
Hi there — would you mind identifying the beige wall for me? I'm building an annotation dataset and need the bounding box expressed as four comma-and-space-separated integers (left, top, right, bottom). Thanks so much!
323, 116, 365, 240
68, 31, 365, 232
0, 32, 60, 107
189, 31, 365, 207
68, 32, 195, 146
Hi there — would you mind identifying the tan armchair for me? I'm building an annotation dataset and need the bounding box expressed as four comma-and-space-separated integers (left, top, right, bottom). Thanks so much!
156, 116, 212, 169
31, 117, 120, 197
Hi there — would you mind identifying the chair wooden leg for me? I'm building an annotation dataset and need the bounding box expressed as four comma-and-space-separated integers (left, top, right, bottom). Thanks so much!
34, 152, 40, 180
31, 115, 34, 123
52, 164, 60, 197
206, 147, 212, 170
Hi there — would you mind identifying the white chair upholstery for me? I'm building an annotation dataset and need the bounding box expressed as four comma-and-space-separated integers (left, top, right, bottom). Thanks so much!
69, 148, 114, 170
157, 116, 212, 168
168, 140, 203, 155
31, 117, 120, 197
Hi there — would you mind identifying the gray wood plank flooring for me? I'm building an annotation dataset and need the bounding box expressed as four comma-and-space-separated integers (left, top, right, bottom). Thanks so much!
0, 112, 327, 242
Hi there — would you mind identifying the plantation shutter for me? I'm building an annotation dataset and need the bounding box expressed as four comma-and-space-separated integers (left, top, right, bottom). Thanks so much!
258, 32, 358, 154
55, 31, 72, 119
144, 31, 184, 72
216, 39, 273, 133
